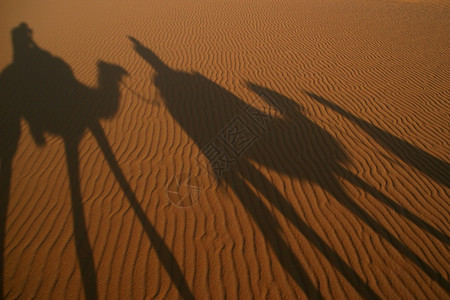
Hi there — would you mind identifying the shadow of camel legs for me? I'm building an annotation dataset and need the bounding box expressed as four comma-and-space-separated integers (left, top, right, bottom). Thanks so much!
0, 22, 194, 299
224, 168, 324, 299
304, 92, 449, 245
246, 85, 449, 293
0, 101, 21, 296
64, 136, 98, 300
239, 161, 381, 299
128, 37, 383, 297
338, 168, 450, 245
322, 171, 450, 293
89, 121, 195, 300
0, 156, 14, 296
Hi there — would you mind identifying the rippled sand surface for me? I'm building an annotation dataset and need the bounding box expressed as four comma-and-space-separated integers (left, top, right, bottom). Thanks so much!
1, 0, 449, 298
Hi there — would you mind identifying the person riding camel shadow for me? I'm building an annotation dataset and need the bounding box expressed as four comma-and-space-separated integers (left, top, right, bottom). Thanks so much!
247, 84, 449, 245
0, 23, 194, 300
129, 36, 450, 298
304, 91, 450, 189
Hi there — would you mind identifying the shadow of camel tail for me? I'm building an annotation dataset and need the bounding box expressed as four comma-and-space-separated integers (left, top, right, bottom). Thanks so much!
89, 121, 195, 300
306, 92, 450, 189
64, 137, 98, 300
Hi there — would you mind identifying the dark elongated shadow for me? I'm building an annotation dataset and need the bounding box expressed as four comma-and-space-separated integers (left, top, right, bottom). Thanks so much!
305, 92, 450, 189
0, 23, 33, 296
225, 168, 324, 299
0, 160, 12, 296
0, 23, 193, 299
239, 161, 381, 299
247, 85, 450, 294
321, 174, 450, 293
129, 37, 382, 298
306, 92, 450, 245
0, 22, 108, 300
0, 125, 20, 297
0, 156, 15, 296
89, 121, 195, 300
64, 137, 98, 300
339, 168, 450, 245
0, 55, 22, 297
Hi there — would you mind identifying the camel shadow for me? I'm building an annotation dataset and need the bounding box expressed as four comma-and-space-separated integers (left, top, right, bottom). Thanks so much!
246, 87, 450, 292
129, 37, 367, 298
0, 23, 193, 300
304, 92, 450, 189
250, 87, 450, 245
130, 36, 450, 298
305, 92, 450, 244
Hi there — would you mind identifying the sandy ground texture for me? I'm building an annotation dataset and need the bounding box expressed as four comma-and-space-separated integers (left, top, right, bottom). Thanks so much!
1, 0, 449, 299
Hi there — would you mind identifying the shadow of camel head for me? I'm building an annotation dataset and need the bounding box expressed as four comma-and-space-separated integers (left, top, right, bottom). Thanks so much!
97, 60, 128, 83
94, 60, 128, 119
126, 37, 348, 181
0, 25, 195, 300
128, 36, 166, 73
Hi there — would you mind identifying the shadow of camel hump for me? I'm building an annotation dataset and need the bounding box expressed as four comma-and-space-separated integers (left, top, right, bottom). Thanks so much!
0, 23, 194, 300
129, 36, 387, 299
128, 36, 250, 150
130, 36, 450, 297
248, 86, 450, 292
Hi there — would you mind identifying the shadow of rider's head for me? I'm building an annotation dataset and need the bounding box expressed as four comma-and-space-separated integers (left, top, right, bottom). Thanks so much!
11, 23, 36, 62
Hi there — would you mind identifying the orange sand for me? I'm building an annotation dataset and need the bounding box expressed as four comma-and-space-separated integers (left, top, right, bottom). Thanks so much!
1, 0, 449, 298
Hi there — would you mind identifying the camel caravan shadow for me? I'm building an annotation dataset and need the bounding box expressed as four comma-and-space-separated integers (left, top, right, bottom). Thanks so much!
0, 24, 194, 300
129, 36, 450, 298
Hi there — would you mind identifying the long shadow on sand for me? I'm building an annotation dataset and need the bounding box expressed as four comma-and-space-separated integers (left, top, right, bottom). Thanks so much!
305, 92, 450, 189
305, 92, 450, 245
0, 23, 193, 300
249, 87, 450, 293
130, 36, 450, 298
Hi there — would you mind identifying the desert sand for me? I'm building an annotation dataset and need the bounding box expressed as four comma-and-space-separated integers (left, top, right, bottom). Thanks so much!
0, 0, 449, 298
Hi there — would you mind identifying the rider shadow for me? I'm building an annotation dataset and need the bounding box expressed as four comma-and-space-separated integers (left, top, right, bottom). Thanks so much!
129, 37, 373, 299
304, 91, 450, 189
245, 85, 450, 292
304, 92, 450, 244
0, 23, 194, 300
129, 36, 450, 298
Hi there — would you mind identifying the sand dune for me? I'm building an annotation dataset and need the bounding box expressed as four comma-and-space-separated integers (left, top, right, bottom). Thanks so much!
1, 0, 449, 298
